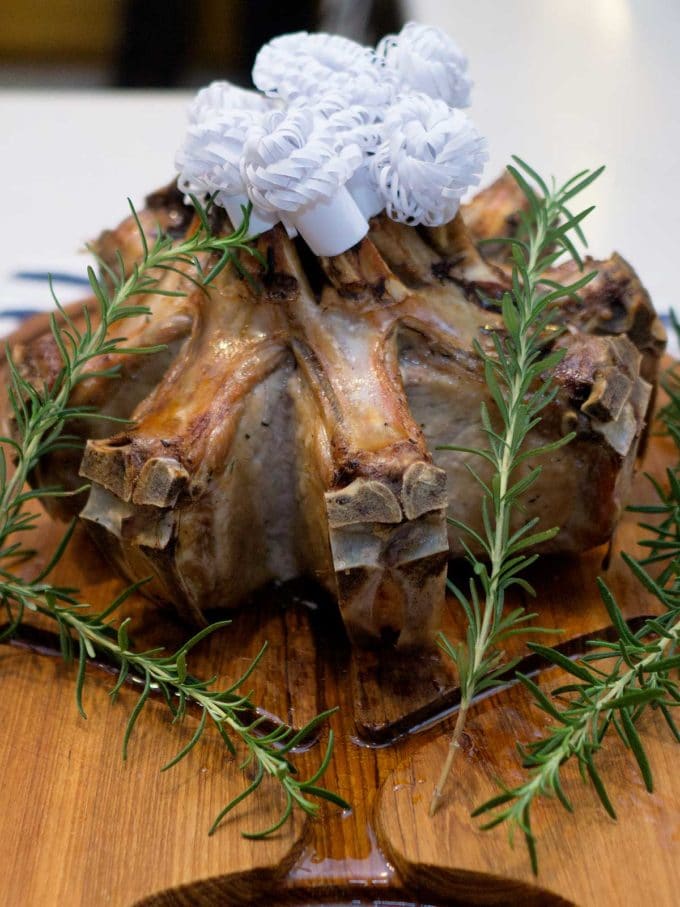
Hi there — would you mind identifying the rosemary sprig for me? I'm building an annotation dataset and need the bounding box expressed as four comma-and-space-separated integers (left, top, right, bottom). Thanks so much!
8, 571, 345, 837
0, 199, 346, 836
0, 197, 258, 579
430, 158, 604, 815
474, 326, 680, 873
0, 195, 254, 629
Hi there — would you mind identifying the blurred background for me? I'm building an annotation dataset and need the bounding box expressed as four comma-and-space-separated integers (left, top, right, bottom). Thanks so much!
0, 0, 405, 89
0, 0, 678, 341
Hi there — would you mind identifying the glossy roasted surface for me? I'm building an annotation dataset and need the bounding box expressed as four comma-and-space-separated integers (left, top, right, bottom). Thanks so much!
10, 177, 665, 650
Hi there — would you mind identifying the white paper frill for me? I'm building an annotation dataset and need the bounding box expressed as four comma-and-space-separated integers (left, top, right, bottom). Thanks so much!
261, 36, 399, 222
241, 107, 368, 256
254, 32, 373, 99
377, 22, 473, 109
370, 93, 488, 227
305, 94, 384, 219
187, 81, 271, 124
174, 21, 488, 255
176, 83, 277, 235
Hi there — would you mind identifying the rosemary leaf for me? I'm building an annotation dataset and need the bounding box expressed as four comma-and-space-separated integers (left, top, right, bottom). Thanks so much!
431, 159, 603, 816
0, 199, 345, 837
476, 316, 680, 872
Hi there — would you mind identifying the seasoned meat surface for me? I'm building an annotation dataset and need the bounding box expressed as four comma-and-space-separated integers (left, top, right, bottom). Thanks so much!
12, 176, 666, 647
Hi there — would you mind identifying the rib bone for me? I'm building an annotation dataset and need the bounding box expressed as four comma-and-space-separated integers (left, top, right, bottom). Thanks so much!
14, 175, 666, 648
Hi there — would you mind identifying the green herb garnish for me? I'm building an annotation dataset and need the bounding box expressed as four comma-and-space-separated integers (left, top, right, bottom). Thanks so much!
430, 158, 604, 816
0, 200, 346, 837
474, 316, 680, 873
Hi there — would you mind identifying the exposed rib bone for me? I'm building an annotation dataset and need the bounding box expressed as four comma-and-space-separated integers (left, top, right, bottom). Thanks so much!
14, 174, 665, 650
276, 234, 449, 646
79, 241, 291, 621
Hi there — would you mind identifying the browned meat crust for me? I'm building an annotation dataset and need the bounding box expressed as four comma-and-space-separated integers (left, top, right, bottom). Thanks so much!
10, 175, 666, 647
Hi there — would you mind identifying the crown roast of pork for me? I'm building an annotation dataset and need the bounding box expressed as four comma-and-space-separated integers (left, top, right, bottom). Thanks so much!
14, 174, 665, 648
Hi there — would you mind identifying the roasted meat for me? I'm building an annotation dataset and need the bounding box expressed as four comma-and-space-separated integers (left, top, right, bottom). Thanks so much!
12, 176, 665, 648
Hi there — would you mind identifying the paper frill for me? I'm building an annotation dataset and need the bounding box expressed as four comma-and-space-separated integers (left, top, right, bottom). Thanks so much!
176, 86, 277, 236
306, 96, 384, 220
345, 169, 383, 220
242, 107, 368, 256
370, 93, 488, 227
377, 22, 473, 109
175, 22, 488, 254
251, 33, 404, 224
253, 32, 373, 100
187, 81, 271, 124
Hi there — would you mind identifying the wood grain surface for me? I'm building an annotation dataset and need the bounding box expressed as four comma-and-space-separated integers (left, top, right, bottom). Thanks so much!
0, 318, 678, 906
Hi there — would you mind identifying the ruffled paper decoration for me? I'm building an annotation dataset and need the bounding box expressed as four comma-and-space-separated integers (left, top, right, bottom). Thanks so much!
254, 32, 371, 98
176, 114, 251, 203
187, 81, 271, 125
242, 108, 367, 255
174, 24, 486, 253
304, 96, 383, 219
377, 22, 472, 109
371, 93, 488, 226
176, 100, 276, 234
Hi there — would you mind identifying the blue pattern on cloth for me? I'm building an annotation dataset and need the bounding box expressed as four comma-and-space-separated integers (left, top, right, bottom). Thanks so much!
0, 264, 91, 339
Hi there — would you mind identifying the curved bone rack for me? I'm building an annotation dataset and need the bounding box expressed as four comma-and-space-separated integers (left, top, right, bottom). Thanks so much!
15, 177, 665, 649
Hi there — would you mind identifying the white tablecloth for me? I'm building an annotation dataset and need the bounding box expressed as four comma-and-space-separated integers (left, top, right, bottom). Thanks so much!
0, 0, 677, 340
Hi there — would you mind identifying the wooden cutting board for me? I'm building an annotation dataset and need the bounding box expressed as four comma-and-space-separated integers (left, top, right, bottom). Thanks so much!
1, 316, 678, 906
